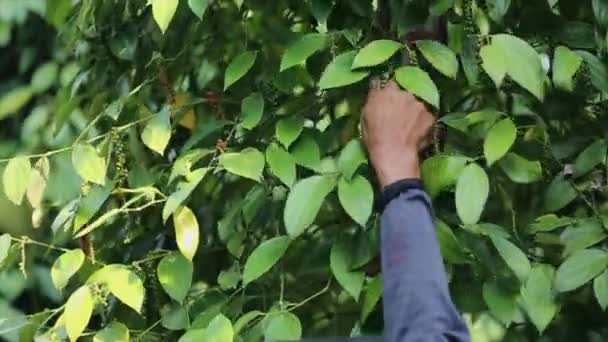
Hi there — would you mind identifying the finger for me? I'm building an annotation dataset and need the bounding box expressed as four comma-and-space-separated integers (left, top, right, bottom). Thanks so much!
368, 76, 381, 92
383, 79, 400, 91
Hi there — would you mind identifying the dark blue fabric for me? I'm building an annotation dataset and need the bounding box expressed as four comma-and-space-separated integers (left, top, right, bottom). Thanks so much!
296, 185, 470, 342
380, 188, 469, 342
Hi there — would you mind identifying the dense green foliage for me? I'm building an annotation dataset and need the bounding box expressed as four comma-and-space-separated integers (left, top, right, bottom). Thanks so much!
2, 0, 608, 341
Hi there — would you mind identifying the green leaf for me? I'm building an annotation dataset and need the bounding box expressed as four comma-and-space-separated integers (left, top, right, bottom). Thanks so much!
266, 143, 296, 188
73, 182, 114, 231
218, 264, 240, 290
483, 118, 517, 166
65, 285, 94, 342
395, 66, 440, 108
416, 40, 459, 79
106, 266, 145, 313
337, 175, 373, 226
498, 153, 542, 184
179, 329, 206, 342
490, 234, 531, 282
141, 108, 171, 156
203, 314, 233, 342
489, 34, 545, 100
240, 93, 265, 130
594, 270, 608, 310
234, 311, 264, 334
0, 234, 11, 264
337, 139, 367, 180
319, 51, 370, 89
163, 168, 209, 221
561, 219, 606, 256
161, 303, 190, 330
331, 240, 365, 300
455, 163, 489, 224
188, 0, 210, 19
173, 206, 200, 261
224, 51, 257, 90
0, 86, 33, 120
3, 157, 32, 205
521, 265, 557, 334
243, 236, 290, 285
529, 214, 576, 233
573, 139, 607, 178
436, 220, 468, 264
51, 249, 85, 290
158, 252, 193, 303
31, 62, 58, 93
169, 148, 214, 184
480, 43, 507, 88
553, 46, 583, 91
94, 322, 130, 342
72, 144, 106, 185
264, 312, 302, 341
276, 116, 305, 148
151, 0, 178, 34
284, 175, 336, 238
544, 175, 578, 213
421, 155, 468, 198
352, 40, 403, 69
555, 249, 608, 292
281, 33, 327, 71
577, 51, 608, 93
291, 135, 321, 171
482, 281, 519, 326
361, 275, 383, 322
219, 147, 265, 182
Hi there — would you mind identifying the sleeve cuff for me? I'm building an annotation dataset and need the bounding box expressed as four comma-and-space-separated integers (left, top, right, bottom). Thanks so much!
376, 178, 424, 212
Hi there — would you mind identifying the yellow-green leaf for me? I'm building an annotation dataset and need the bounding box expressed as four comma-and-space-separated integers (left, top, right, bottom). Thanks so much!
455, 163, 489, 224
173, 206, 200, 261
264, 312, 302, 341
51, 249, 85, 290
352, 39, 402, 69
219, 147, 265, 182
416, 40, 459, 79
498, 153, 543, 184
331, 240, 365, 300
553, 46, 583, 92
483, 118, 517, 166
3, 156, 32, 205
94, 322, 130, 342
337, 139, 367, 180
151, 0, 179, 34
555, 249, 608, 292
337, 175, 373, 226
319, 51, 370, 89
158, 252, 193, 303
163, 168, 209, 221
31, 62, 59, 93
490, 234, 531, 282
188, 0, 210, 19
240, 93, 264, 130
0, 234, 11, 264
266, 143, 296, 188
395, 66, 440, 108
141, 108, 171, 156
284, 175, 336, 238
72, 144, 106, 185
276, 116, 305, 148
281, 33, 327, 71
89, 265, 145, 313
65, 285, 94, 342
243, 236, 290, 285
224, 51, 257, 90
0, 86, 33, 120
203, 314, 233, 342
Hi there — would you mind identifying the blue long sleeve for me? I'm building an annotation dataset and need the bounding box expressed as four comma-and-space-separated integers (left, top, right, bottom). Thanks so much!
380, 188, 469, 342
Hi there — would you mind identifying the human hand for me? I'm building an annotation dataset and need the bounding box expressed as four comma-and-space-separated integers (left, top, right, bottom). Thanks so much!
361, 79, 435, 188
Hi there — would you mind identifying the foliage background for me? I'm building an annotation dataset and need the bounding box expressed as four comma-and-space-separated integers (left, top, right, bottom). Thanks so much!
2, 0, 608, 341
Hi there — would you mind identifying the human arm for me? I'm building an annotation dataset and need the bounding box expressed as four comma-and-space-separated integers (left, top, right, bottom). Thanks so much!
362, 80, 470, 342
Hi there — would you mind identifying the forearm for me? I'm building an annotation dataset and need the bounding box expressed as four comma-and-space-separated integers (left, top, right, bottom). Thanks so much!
380, 183, 469, 342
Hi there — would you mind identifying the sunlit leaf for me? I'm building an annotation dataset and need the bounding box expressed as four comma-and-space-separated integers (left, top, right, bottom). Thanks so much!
219, 147, 265, 182
65, 285, 94, 342
319, 51, 369, 89
173, 206, 200, 261
51, 249, 85, 290
243, 236, 290, 285
395, 66, 440, 108
455, 163, 489, 224
3, 157, 32, 205
337, 175, 373, 226
151, 0, 178, 34
158, 252, 193, 303
224, 51, 257, 90
284, 175, 336, 238
352, 40, 402, 69
72, 144, 106, 185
